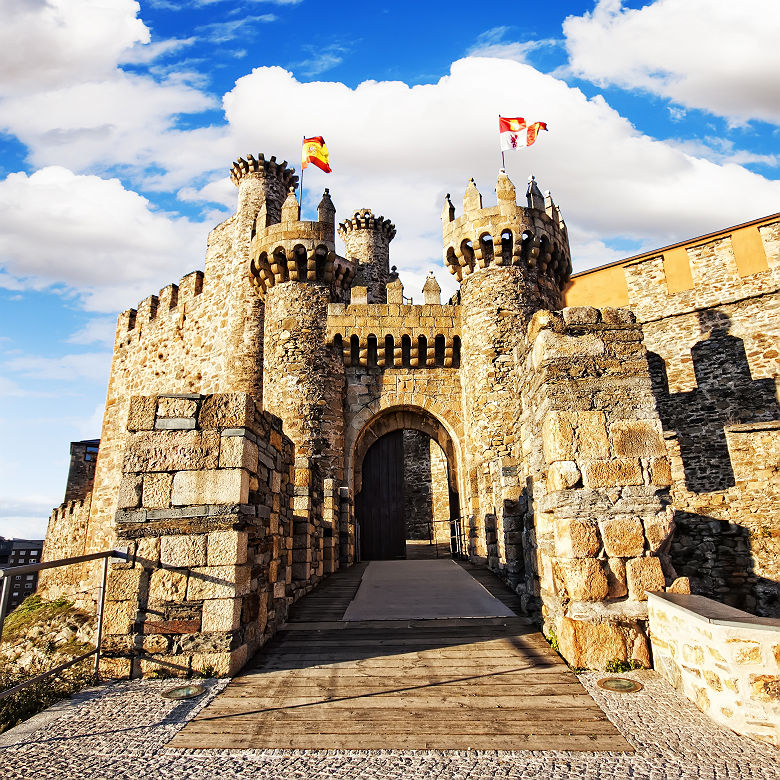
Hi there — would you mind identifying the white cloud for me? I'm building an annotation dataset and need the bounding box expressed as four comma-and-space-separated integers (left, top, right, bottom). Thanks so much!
563, 0, 780, 125
467, 27, 558, 63
222, 59, 780, 287
0, 0, 149, 97
0, 167, 211, 311
295, 44, 348, 77
4, 352, 112, 383
67, 317, 119, 348
0, 0, 224, 189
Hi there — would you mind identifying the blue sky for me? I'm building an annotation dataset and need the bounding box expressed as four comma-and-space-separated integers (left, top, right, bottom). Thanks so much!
1, 0, 779, 538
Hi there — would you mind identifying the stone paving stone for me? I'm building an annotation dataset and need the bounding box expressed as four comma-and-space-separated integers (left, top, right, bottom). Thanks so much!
0, 669, 777, 779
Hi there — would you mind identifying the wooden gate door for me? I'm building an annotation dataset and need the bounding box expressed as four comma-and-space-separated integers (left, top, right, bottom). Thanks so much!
356, 430, 406, 560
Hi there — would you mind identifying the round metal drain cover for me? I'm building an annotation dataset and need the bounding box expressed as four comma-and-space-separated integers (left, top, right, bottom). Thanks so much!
161, 683, 206, 700
597, 677, 643, 693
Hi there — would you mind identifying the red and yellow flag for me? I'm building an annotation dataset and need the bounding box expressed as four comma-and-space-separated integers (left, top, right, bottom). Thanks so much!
499, 117, 548, 150
302, 136, 332, 173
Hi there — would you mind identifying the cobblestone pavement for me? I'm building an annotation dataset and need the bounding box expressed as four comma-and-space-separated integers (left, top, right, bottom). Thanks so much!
0, 669, 776, 779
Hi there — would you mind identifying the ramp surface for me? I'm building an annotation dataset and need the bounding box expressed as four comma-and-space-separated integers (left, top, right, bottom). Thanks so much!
169, 561, 633, 752
343, 559, 516, 621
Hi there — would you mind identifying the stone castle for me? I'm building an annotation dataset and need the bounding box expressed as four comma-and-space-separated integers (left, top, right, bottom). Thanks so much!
40, 152, 780, 681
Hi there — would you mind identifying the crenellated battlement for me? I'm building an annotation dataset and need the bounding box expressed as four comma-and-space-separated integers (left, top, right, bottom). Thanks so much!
249, 189, 355, 299
326, 301, 461, 368
230, 153, 298, 190
442, 171, 571, 290
338, 209, 396, 242
115, 270, 204, 340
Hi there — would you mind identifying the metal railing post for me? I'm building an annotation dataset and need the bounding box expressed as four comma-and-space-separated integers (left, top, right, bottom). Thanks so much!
0, 575, 11, 639
93, 554, 110, 679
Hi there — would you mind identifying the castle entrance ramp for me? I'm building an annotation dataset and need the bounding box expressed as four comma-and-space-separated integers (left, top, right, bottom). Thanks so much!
169, 562, 633, 752
342, 560, 515, 620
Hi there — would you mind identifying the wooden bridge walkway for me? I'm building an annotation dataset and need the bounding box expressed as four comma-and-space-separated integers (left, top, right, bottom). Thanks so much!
168, 562, 633, 752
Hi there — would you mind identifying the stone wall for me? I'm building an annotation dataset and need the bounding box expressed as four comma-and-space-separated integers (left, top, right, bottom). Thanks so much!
649, 592, 780, 746
624, 221, 780, 616
402, 430, 451, 542
518, 306, 685, 669
100, 392, 295, 679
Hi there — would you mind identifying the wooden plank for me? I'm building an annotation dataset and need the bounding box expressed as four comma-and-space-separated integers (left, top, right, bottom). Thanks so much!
168, 561, 633, 754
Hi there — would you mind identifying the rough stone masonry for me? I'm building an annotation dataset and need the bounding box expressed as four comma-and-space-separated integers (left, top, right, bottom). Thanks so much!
38, 151, 779, 680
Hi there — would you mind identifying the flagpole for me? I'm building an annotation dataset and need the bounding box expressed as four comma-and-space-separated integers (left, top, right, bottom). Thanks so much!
499, 115, 505, 170
300, 135, 305, 216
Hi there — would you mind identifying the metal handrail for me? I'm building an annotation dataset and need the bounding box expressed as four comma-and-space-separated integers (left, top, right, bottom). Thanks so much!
0, 547, 129, 701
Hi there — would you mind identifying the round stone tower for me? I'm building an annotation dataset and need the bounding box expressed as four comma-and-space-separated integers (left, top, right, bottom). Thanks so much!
225, 155, 299, 399
337, 209, 396, 303
443, 171, 571, 560
249, 187, 355, 473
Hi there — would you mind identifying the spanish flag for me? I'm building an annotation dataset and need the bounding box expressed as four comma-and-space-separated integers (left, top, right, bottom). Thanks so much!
302, 136, 332, 173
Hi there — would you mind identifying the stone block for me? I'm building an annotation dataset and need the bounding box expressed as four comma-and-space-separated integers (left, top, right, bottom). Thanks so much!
190, 645, 249, 677
645, 513, 675, 552
124, 430, 219, 472
117, 474, 142, 509
99, 657, 132, 680
532, 329, 605, 369
187, 565, 251, 600
605, 557, 628, 598
599, 515, 645, 557
171, 469, 250, 506
582, 458, 643, 488
558, 559, 609, 601
610, 420, 666, 457
555, 518, 600, 558
149, 568, 189, 602
220, 435, 258, 470
155, 417, 196, 430
199, 393, 254, 430
626, 556, 665, 600
106, 567, 146, 602
542, 412, 575, 463
160, 535, 207, 567
649, 457, 672, 486
157, 397, 198, 419
561, 306, 600, 326
102, 600, 137, 635
201, 597, 243, 632
558, 618, 628, 669
136, 537, 160, 566
127, 395, 157, 431
142, 473, 173, 509
575, 412, 610, 459
207, 530, 248, 566
548, 461, 581, 490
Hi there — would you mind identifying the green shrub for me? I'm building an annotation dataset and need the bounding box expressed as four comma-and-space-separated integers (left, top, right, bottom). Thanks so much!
605, 658, 643, 673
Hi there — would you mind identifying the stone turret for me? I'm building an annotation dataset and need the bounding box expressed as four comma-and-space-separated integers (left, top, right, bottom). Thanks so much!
445, 170, 571, 565
224, 154, 299, 400
338, 209, 396, 303
422, 271, 441, 305
442, 169, 571, 309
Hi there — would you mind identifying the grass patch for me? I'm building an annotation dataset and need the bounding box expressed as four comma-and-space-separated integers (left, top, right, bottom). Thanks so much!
605, 658, 643, 674
0, 595, 97, 733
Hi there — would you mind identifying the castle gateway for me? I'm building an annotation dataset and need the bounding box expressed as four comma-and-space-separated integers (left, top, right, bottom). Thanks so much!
40, 154, 780, 676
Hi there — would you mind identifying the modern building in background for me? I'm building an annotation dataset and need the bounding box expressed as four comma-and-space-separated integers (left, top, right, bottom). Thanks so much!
0, 538, 44, 610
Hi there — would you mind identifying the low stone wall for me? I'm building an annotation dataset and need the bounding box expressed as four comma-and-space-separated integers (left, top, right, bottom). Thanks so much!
100, 392, 295, 679
648, 592, 780, 746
